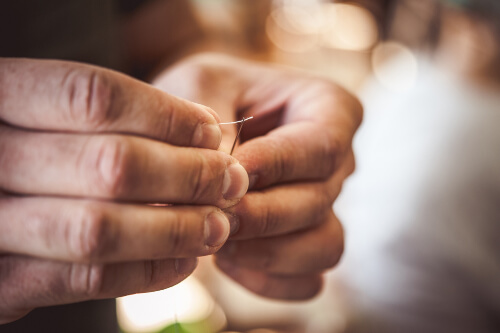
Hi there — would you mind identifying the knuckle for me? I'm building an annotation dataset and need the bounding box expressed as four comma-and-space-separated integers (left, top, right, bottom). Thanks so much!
326, 181, 342, 204
187, 153, 220, 203
91, 138, 131, 197
258, 202, 280, 236
318, 79, 364, 125
320, 130, 343, 176
63, 68, 114, 129
72, 205, 115, 262
142, 260, 165, 291
165, 56, 215, 95
319, 186, 336, 210
69, 263, 104, 299
259, 248, 277, 271
265, 137, 289, 183
165, 217, 186, 256
0, 258, 26, 324
182, 61, 213, 88
320, 224, 344, 270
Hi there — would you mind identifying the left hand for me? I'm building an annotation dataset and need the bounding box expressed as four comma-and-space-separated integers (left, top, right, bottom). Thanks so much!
154, 53, 362, 300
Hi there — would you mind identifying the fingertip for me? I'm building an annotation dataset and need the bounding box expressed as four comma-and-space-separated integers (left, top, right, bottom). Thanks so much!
190, 104, 222, 149
195, 103, 221, 123
206, 107, 221, 124
192, 122, 222, 149
204, 211, 230, 247
222, 162, 249, 201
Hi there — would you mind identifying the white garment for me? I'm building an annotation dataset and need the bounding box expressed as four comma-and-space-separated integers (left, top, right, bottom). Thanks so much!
333, 58, 500, 332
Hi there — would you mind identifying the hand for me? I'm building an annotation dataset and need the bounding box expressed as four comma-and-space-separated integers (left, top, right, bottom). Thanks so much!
0, 58, 248, 323
154, 54, 362, 300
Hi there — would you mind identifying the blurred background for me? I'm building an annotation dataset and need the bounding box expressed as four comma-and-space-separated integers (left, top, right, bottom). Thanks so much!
117, 0, 500, 332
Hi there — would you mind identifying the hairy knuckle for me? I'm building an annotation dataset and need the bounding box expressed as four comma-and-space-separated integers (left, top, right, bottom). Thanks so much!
142, 260, 164, 291
166, 217, 185, 255
73, 206, 114, 262
259, 203, 280, 236
64, 68, 113, 129
0, 258, 25, 323
188, 154, 218, 203
93, 138, 131, 197
69, 263, 104, 299
265, 137, 288, 183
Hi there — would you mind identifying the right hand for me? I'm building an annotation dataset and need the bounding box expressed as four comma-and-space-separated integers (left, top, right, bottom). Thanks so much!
0, 58, 248, 324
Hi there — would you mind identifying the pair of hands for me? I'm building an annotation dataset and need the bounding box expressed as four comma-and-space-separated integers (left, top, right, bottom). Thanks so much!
0, 54, 361, 324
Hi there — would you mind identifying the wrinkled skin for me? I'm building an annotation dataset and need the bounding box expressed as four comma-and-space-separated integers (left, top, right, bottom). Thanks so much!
155, 54, 362, 300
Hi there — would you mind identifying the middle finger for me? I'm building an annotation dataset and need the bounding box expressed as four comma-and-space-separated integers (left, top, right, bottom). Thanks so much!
0, 125, 248, 207
215, 211, 344, 275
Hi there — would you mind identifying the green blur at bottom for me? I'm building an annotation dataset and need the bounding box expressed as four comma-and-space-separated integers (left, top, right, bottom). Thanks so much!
158, 322, 211, 333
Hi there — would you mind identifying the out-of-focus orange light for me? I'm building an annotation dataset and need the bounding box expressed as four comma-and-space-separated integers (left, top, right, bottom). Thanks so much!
320, 3, 379, 51
265, 5, 320, 53
266, 2, 378, 53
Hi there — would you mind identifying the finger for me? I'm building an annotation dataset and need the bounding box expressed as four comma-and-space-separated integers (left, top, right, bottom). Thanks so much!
215, 259, 323, 300
154, 60, 242, 153
0, 58, 221, 149
0, 197, 232, 263
0, 255, 197, 324
0, 126, 248, 206
235, 79, 362, 189
234, 121, 351, 190
215, 211, 344, 275
224, 180, 341, 240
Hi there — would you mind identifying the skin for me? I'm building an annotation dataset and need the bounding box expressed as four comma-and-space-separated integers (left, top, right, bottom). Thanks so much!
0, 0, 363, 326
0, 58, 249, 323
154, 53, 362, 300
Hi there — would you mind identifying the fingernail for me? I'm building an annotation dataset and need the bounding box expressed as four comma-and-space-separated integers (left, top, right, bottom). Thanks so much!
192, 123, 222, 149
204, 211, 230, 247
224, 212, 240, 236
222, 163, 249, 200
175, 258, 198, 276
248, 174, 258, 189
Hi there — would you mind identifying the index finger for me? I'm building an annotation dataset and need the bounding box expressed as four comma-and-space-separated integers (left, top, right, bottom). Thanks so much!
0, 58, 221, 149
235, 80, 362, 188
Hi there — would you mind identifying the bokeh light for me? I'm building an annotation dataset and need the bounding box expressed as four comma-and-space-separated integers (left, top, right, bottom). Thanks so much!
372, 41, 418, 92
266, 2, 378, 53
117, 276, 225, 333
320, 3, 379, 51
265, 5, 320, 53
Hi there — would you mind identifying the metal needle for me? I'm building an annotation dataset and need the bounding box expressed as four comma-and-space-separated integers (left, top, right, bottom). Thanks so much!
219, 117, 253, 155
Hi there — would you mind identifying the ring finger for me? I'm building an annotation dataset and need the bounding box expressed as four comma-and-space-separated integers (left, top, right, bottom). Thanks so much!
0, 197, 231, 263
215, 211, 344, 275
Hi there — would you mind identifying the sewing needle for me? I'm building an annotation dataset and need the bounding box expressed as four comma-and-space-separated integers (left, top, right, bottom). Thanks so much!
219, 116, 253, 155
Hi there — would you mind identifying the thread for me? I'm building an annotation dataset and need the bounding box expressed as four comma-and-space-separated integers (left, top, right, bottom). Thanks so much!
219, 117, 253, 155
